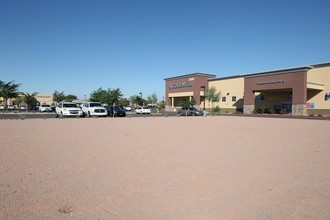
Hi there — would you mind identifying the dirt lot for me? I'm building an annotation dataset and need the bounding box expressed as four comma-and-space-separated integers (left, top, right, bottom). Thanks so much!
1, 116, 330, 219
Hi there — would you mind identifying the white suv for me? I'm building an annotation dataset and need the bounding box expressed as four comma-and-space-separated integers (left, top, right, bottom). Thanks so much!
56, 102, 83, 117
39, 104, 52, 112
82, 102, 107, 117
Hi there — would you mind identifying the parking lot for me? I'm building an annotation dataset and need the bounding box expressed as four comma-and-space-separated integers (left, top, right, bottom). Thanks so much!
0, 110, 178, 119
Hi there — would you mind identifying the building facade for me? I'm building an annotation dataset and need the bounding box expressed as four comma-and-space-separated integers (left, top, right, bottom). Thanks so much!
35, 94, 53, 105
0, 94, 53, 107
164, 73, 216, 111
164, 62, 330, 115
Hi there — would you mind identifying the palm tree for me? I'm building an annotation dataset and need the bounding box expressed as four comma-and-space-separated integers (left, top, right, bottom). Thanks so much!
205, 86, 221, 114
0, 80, 3, 104
53, 90, 66, 104
0, 80, 21, 112
21, 92, 38, 112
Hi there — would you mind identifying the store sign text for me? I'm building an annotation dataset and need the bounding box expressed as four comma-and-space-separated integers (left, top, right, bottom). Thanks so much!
257, 80, 285, 85
169, 82, 192, 90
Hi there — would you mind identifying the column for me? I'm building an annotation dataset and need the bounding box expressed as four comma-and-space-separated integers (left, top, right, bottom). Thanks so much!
243, 91, 255, 114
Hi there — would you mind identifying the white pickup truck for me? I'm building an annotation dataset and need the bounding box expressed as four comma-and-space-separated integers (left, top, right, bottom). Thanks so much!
81, 102, 107, 117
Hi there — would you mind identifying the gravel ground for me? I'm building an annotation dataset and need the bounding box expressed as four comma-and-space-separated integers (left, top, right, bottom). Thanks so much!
1, 116, 330, 219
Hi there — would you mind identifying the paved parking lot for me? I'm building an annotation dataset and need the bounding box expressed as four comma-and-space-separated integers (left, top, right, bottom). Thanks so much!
0, 110, 178, 119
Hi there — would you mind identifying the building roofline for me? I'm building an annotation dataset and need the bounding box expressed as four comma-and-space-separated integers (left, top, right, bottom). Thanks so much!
209, 66, 312, 81
164, 72, 216, 81
208, 75, 243, 81
209, 62, 330, 81
243, 66, 312, 78
309, 61, 330, 68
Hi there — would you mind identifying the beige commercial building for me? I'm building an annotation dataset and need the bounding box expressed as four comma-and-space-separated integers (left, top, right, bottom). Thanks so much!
0, 94, 53, 106
35, 94, 53, 105
165, 62, 330, 115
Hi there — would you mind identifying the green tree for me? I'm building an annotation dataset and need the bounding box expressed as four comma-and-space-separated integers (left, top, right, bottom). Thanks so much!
53, 90, 66, 103
129, 95, 145, 106
117, 97, 130, 107
180, 97, 196, 116
205, 86, 221, 113
129, 95, 137, 105
90, 87, 123, 105
109, 88, 123, 105
53, 90, 78, 103
0, 80, 21, 111
12, 96, 23, 106
147, 92, 158, 104
158, 100, 165, 110
65, 94, 78, 102
21, 92, 38, 111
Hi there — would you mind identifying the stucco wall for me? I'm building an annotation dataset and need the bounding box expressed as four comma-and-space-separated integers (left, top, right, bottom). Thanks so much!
307, 66, 330, 110
208, 77, 244, 110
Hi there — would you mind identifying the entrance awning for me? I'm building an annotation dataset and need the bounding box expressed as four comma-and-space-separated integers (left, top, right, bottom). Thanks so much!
307, 82, 324, 90
168, 92, 194, 97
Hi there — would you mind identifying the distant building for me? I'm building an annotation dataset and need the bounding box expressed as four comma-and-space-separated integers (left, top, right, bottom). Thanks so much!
0, 94, 53, 107
35, 94, 53, 105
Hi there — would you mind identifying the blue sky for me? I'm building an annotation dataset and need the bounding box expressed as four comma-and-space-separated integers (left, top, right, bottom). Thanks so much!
1, 0, 329, 100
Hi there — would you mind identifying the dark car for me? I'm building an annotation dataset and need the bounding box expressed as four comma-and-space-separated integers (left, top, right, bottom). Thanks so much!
178, 106, 204, 116
105, 105, 126, 117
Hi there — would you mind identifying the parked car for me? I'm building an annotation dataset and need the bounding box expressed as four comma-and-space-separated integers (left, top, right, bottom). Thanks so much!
39, 104, 52, 112
81, 102, 107, 117
105, 105, 126, 117
149, 106, 159, 113
7, 105, 15, 110
0, 105, 4, 110
20, 105, 27, 111
55, 102, 83, 117
124, 106, 132, 111
178, 107, 204, 116
134, 106, 151, 114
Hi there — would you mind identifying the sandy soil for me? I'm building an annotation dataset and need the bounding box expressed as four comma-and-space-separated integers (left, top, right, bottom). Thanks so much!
1, 116, 330, 219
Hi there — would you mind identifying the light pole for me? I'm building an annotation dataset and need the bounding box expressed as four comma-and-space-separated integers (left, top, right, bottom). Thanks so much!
139, 92, 142, 106
201, 86, 205, 111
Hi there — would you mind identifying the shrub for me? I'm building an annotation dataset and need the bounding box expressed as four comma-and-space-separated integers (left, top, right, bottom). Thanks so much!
269, 109, 276, 114
279, 109, 286, 114
234, 111, 243, 114
213, 106, 220, 114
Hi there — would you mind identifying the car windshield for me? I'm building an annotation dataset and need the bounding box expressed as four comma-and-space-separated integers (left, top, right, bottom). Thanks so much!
90, 103, 101, 107
63, 103, 78, 108
189, 107, 197, 110
42, 105, 50, 107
